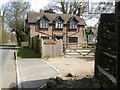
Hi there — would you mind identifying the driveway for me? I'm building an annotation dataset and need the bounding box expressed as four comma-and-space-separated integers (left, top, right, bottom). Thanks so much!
17, 58, 59, 89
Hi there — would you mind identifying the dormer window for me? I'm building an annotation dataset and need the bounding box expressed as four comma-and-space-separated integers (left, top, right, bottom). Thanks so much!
70, 20, 77, 29
55, 20, 63, 29
68, 17, 78, 30
54, 16, 64, 29
40, 18, 48, 28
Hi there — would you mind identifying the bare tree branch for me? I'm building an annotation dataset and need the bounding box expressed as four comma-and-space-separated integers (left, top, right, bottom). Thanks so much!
2, 0, 31, 46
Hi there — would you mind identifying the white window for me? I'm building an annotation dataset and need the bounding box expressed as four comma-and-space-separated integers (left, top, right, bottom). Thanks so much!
40, 18, 48, 28
55, 20, 63, 29
70, 21, 77, 29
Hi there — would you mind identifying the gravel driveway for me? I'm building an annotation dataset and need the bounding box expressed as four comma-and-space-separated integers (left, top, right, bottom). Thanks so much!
45, 55, 95, 80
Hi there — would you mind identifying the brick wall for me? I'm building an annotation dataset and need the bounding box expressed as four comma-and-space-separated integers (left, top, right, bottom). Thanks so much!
29, 23, 86, 43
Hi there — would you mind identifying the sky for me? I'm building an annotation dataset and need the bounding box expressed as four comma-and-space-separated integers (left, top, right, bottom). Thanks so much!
0, 0, 101, 27
89, 0, 115, 3
0, 0, 52, 12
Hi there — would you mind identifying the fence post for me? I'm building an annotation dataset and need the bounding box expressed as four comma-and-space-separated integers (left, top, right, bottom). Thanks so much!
14, 51, 17, 60
39, 39, 42, 58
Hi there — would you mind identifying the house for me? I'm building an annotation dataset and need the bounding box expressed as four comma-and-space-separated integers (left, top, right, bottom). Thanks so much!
87, 28, 98, 43
26, 7, 86, 46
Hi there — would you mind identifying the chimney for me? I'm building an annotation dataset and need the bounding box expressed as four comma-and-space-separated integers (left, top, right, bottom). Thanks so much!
78, 4, 84, 17
39, 9, 44, 13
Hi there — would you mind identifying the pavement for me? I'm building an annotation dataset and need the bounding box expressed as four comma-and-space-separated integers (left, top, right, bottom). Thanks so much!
17, 58, 59, 89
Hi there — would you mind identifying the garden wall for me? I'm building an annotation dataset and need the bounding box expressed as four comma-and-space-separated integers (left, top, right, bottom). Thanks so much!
42, 40, 63, 57
29, 35, 63, 58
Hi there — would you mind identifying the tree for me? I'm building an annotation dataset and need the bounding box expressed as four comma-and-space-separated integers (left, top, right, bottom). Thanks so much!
3, 0, 31, 46
0, 9, 2, 44
44, 9, 55, 13
95, 14, 116, 88
2, 30, 9, 44
45, 0, 87, 14
0, 6, 9, 44
85, 27, 93, 38
45, 0, 100, 21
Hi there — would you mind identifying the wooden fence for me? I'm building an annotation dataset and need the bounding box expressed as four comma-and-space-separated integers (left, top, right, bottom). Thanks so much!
95, 52, 117, 88
29, 35, 63, 58
98, 52, 117, 87
63, 43, 96, 56
42, 40, 63, 57
30, 35, 96, 57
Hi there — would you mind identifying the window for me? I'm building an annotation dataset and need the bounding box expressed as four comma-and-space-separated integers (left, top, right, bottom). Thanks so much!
41, 36, 49, 39
69, 37, 78, 43
55, 20, 63, 29
40, 18, 48, 28
70, 21, 77, 29
26, 22, 30, 30
26, 23, 29, 29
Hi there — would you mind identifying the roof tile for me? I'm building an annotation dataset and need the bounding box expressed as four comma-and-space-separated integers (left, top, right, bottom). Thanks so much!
27, 12, 86, 25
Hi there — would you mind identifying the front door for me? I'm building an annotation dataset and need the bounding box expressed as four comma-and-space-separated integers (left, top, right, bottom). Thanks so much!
55, 36, 63, 40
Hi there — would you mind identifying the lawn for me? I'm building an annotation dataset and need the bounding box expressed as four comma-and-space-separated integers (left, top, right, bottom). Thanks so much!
17, 48, 40, 58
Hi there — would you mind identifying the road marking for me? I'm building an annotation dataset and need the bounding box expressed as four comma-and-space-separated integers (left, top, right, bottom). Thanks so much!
15, 51, 22, 89
42, 59, 59, 76
37, 59, 60, 89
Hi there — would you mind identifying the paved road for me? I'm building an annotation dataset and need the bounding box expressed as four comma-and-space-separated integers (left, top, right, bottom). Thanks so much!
0, 47, 2, 90
0, 45, 17, 89
0, 45, 13, 76
0, 46, 10, 90
0, 45, 59, 89
1, 49, 9, 67
0, 45, 16, 67
17, 58, 59, 89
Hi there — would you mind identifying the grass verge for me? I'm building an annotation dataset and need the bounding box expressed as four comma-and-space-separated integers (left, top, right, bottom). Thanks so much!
17, 47, 40, 58
2, 42, 17, 45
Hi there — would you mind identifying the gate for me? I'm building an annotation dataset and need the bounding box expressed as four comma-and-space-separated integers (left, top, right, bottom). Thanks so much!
63, 43, 95, 56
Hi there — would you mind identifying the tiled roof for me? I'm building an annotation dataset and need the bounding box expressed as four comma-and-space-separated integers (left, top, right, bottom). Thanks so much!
27, 12, 86, 25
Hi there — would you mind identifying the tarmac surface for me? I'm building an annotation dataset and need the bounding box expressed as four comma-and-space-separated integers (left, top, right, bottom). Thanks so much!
17, 58, 59, 89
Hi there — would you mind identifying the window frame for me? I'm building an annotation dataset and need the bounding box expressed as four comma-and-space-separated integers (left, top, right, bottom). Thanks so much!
69, 20, 78, 30
69, 37, 78, 43
55, 20, 64, 29
41, 36, 49, 39
39, 18, 48, 29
